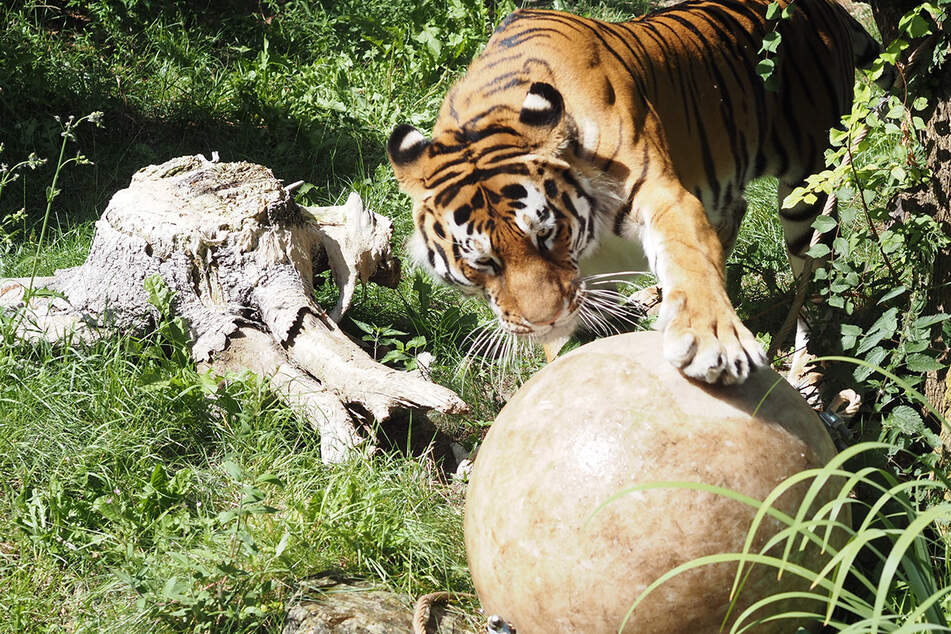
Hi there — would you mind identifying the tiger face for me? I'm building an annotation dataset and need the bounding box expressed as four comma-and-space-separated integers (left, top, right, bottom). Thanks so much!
389, 83, 616, 347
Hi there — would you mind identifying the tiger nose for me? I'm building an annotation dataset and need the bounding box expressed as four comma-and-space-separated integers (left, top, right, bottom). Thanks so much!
518, 286, 571, 325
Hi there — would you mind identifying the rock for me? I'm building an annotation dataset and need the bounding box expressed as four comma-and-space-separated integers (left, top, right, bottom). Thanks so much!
465, 331, 846, 634
283, 578, 470, 634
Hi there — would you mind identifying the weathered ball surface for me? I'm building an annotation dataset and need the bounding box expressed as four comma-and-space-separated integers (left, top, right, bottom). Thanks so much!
464, 331, 842, 633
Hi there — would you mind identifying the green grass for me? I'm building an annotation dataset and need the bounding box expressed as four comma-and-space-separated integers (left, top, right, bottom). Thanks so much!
0, 0, 947, 632
0, 332, 474, 632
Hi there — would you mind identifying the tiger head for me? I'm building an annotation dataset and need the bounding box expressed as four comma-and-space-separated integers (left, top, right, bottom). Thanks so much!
388, 82, 617, 348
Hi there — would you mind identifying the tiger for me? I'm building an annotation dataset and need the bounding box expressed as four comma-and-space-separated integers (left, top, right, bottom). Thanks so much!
387, 0, 887, 384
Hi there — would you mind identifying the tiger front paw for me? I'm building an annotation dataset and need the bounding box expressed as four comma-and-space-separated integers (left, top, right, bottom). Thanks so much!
657, 288, 767, 384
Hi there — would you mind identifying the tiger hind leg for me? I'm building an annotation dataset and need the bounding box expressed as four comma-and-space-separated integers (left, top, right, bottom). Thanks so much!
776, 180, 836, 408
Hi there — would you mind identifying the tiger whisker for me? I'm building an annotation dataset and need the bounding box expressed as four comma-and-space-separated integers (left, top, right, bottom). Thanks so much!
500, 332, 518, 384
473, 328, 505, 383
461, 321, 491, 351
584, 288, 647, 318
577, 309, 610, 336
487, 328, 507, 368
483, 328, 507, 366
465, 323, 494, 357
579, 270, 650, 281
587, 302, 642, 330
457, 321, 501, 380
576, 286, 645, 337
580, 305, 619, 336
585, 291, 642, 315
490, 330, 517, 389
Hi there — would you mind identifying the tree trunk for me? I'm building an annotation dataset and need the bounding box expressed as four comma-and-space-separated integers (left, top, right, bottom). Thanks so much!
914, 96, 951, 444
868, 0, 951, 441
0, 155, 467, 463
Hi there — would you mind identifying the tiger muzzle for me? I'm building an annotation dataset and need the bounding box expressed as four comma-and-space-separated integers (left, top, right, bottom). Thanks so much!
496, 260, 579, 333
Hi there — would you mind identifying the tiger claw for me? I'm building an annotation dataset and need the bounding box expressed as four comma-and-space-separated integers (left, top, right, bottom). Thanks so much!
658, 289, 767, 385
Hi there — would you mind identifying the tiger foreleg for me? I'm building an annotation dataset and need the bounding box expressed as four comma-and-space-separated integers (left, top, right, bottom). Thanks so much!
634, 184, 767, 384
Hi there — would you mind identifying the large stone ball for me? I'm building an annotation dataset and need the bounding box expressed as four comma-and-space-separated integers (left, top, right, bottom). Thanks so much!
465, 331, 844, 634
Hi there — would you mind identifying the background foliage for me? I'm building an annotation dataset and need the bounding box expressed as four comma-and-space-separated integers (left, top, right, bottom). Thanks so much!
0, 0, 948, 632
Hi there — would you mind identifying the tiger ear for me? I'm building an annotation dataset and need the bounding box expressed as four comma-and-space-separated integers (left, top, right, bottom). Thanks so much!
387, 123, 430, 195
519, 83, 567, 154
519, 82, 564, 128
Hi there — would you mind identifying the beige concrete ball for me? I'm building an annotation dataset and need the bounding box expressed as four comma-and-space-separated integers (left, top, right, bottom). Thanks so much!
464, 331, 845, 634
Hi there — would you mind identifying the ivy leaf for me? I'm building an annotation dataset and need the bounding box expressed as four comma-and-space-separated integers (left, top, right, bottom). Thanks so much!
884, 405, 923, 436
766, 1, 782, 19
761, 31, 782, 53
756, 59, 777, 90
899, 11, 933, 38
812, 215, 837, 234
840, 324, 863, 351
878, 285, 907, 304
854, 346, 887, 382
885, 103, 906, 120
905, 353, 943, 373
833, 236, 850, 256
857, 307, 899, 354
807, 243, 831, 258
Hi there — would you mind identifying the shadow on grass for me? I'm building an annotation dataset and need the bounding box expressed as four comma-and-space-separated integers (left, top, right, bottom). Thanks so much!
0, 0, 389, 225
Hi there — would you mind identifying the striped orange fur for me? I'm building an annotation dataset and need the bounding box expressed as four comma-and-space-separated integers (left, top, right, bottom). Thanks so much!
388, 0, 885, 384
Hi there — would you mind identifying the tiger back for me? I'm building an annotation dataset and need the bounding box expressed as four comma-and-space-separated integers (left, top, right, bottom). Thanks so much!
388, 0, 884, 384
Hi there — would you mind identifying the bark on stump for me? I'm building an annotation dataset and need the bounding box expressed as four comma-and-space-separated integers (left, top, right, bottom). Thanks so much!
0, 155, 467, 463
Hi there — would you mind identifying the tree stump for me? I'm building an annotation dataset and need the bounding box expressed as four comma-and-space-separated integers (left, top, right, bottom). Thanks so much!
0, 155, 467, 463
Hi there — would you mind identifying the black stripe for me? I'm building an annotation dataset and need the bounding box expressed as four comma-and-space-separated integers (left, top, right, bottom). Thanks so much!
612, 23, 658, 92
427, 167, 465, 190
694, 106, 721, 204
786, 229, 813, 257
481, 149, 527, 164
615, 146, 649, 235
460, 124, 519, 143
533, 13, 642, 91
463, 104, 519, 130
433, 163, 532, 208
779, 203, 821, 222
496, 26, 566, 50
665, 15, 746, 176
701, 4, 769, 152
